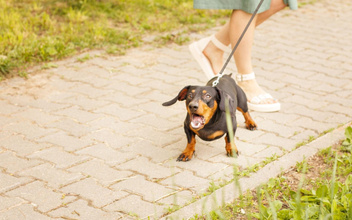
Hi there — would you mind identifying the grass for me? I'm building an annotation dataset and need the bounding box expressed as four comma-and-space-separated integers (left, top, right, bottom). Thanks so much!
0, 0, 230, 79
192, 126, 352, 219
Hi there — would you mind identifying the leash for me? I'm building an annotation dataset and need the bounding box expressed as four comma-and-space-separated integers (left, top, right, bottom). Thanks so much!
212, 0, 265, 87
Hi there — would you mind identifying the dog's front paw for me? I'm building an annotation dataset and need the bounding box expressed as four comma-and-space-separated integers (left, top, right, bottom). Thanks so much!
226, 148, 239, 157
177, 150, 195, 162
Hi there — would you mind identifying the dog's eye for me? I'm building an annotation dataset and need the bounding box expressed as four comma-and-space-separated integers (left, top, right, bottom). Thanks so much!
204, 93, 211, 99
188, 93, 193, 99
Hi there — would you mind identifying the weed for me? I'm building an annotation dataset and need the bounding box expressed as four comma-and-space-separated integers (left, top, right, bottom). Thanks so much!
342, 126, 352, 153
41, 62, 58, 69
76, 54, 92, 63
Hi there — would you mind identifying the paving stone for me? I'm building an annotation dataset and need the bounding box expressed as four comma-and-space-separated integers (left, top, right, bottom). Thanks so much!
12, 97, 69, 112
233, 155, 263, 170
0, 100, 24, 115
0, 204, 51, 220
0, 115, 13, 129
174, 159, 228, 178
125, 126, 183, 148
118, 156, 179, 180
53, 106, 103, 123
0, 151, 42, 174
160, 171, 209, 192
123, 140, 180, 163
130, 114, 179, 131
19, 163, 84, 188
101, 91, 149, 108
251, 146, 284, 159
104, 81, 151, 96
157, 189, 194, 207
48, 199, 124, 219
250, 133, 298, 151
6, 181, 75, 213
138, 101, 184, 118
4, 121, 57, 140
0, 135, 49, 157
84, 128, 134, 149
290, 129, 318, 141
88, 116, 138, 135
61, 178, 128, 208
68, 159, 133, 186
29, 147, 89, 169
94, 103, 145, 121
0, 172, 32, 194
111, 175, 175, 202
12, 108, 61, 125
258, 120, 305, 138
63, 94, 110, 111
103, 195, 165, 219
290, 116, 337, 134
66, 82, 113, 99
0, 196, 25, 211
76, 143, 136, 166
45, 118, 95, 137
236, 142, 269, 157
38, 131, 92, 152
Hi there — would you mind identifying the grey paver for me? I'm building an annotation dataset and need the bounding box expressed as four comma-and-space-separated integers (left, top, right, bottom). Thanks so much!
76, 143, 136, 165
38, 131, 92, 152
118, 156, 180, 180
103, 195, 164, 219
68, 159, 133, 186
111, 175, 175, 202
6, 181, 76, 213
0, 204, 51, 220
19, 163, 84, 189
60, 178, 128, 208
0, 196, 25, 211
48, 199, 124, 219
0, 135, 49, 157
0, 151, 42, 174
0, 173, 32, 194
28, 147, 89, 169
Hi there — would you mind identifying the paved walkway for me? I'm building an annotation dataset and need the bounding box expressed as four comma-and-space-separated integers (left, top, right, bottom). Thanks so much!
1, 0, 352, 219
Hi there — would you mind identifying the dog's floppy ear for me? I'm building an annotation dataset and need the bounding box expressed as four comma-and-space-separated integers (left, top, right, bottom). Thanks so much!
162, 86, 190, 106
216, 87, 235, 115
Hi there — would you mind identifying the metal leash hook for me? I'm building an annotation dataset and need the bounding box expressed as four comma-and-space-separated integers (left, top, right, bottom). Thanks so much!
212, 0, 264, 87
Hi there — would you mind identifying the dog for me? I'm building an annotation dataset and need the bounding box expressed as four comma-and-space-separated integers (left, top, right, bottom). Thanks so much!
162, 75, 257, 161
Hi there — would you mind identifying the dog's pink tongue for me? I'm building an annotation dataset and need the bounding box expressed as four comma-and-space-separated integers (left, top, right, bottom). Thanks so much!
191, 115, 203, 129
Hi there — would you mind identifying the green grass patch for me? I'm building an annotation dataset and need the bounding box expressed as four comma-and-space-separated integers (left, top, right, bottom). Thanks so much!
193, 126, 352, 219
0, 0, 230, 78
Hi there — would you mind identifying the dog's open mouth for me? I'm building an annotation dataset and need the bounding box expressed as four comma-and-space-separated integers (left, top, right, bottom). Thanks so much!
191, 114, 205, 129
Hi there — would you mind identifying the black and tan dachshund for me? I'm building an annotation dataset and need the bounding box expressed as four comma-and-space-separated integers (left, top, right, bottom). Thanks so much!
162, 75, 257, 161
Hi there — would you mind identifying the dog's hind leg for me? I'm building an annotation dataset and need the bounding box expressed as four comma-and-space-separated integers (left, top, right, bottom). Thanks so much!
235, 85, 257, 130
237, 107, 257, 130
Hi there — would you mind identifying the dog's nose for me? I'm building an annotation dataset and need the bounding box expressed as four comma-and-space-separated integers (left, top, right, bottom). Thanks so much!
189, 102, 198, 112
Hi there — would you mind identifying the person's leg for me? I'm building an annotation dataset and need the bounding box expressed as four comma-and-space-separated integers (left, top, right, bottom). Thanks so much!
229, 9, 276, 104
203, 0, 286, 75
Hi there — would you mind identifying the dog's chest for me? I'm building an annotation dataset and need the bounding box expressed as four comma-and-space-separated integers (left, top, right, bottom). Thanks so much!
192, 126, 226, 141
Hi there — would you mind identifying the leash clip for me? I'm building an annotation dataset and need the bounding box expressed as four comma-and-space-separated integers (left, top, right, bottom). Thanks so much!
212, 74, 223, 87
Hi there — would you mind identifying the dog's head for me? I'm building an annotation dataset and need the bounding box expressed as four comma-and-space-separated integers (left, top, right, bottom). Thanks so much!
163, 86, 234, 130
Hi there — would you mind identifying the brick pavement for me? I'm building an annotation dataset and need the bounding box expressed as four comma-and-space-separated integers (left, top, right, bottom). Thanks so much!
1, 0, 352, 219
